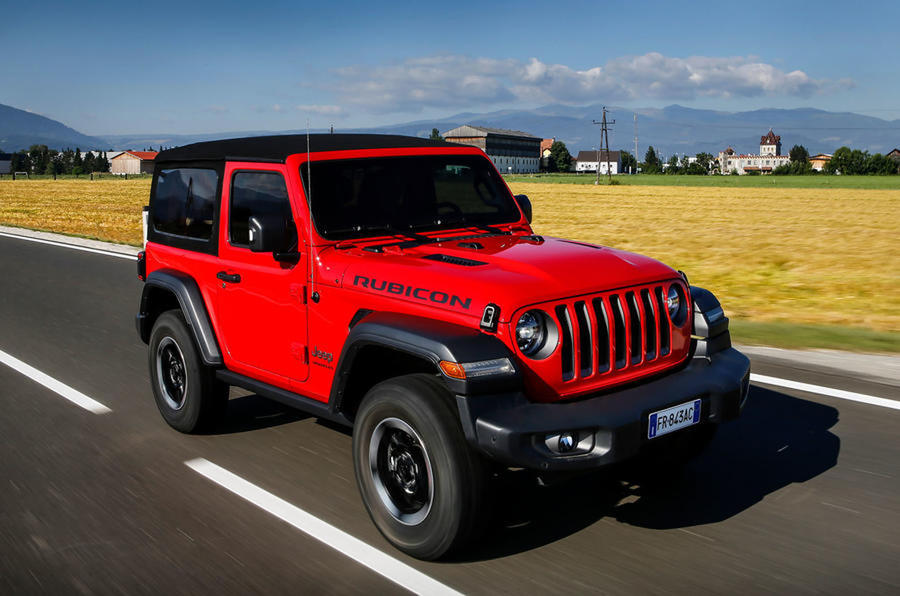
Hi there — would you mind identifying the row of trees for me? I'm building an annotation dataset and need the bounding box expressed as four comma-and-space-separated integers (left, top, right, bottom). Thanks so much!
435, 128, 899, 176
7, 145, 112, 175
640, 146, 716, 175
823, 147, 896, 175
539, 138, 898, 177
771, 144, 898, 175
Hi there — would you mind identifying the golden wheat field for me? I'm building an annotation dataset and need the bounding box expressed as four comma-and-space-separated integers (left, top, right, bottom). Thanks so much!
0, 178, 898, 332
0, 178, 149, 246
515, 182, 900, 332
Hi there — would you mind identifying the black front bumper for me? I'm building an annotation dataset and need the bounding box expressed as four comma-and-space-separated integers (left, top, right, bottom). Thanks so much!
455, 347, 751, 472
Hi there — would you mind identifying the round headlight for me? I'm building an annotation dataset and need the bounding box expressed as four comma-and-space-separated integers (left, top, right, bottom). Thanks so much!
516, 310, 545, 355
666, 284, 687, 326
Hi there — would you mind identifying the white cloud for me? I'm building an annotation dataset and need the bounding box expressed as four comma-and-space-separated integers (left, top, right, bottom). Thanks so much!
295, 104, 347, 118
330, 53, 849, 113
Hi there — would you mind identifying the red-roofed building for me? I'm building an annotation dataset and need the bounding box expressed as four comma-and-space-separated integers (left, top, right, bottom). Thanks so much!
809, 153, 832, 171
759, 130, 782, 156
540, 138, 555, 170
110, 150, 158, 175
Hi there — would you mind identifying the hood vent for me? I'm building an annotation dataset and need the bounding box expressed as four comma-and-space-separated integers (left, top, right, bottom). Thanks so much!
423, 254, 488, 267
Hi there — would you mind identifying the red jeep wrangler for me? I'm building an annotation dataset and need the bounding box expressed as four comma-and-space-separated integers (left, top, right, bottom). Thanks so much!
136, 134, 749, 559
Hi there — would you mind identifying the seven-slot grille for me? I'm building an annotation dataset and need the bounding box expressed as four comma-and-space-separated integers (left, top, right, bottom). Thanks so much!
552, 283, 681, 382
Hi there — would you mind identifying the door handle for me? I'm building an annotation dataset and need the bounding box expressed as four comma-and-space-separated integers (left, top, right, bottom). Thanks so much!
217, 271, 241, 284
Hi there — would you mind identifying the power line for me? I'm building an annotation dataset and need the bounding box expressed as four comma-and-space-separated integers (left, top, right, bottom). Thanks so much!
592, 107, 615, 183
634, 113, 638, 172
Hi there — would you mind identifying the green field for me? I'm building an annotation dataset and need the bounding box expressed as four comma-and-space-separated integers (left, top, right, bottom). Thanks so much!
505, 173, 900, 190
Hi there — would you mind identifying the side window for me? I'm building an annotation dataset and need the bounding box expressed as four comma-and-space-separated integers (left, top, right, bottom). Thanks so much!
153, 168, 218, 239
229, 171, 296, 247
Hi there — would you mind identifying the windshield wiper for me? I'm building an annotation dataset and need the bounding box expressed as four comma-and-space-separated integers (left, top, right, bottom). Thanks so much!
323, 223, 429, 243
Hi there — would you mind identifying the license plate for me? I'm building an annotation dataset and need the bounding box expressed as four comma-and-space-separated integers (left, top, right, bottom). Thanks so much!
648, 399, 701, 439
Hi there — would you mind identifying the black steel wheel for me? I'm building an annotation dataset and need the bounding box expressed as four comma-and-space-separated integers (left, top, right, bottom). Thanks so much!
148, 310, 227, 433
370, 417, 434, 526
156, 336, 188, 411
353, 374, 487, 560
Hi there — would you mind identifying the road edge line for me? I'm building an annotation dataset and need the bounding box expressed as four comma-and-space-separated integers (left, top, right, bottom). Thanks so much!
185, 458, 461, 596
750, 373, 900, 410
0, 230, 138, 260
0, 348, 112, 414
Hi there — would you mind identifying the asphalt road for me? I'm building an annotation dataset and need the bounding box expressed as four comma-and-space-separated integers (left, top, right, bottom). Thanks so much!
1, 233, 898, 595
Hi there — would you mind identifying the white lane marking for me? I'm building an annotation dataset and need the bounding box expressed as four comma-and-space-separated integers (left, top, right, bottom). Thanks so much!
185, 458, 461, 596
0, 348, 112, 414
677, 528, 715, 542
851, 468, 892, 479
0, 231, 137, 260
821, 502, 862, 515
750, 373, 900, 411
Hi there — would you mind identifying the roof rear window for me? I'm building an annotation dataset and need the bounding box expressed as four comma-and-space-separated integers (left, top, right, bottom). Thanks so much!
152, 168, 219, 240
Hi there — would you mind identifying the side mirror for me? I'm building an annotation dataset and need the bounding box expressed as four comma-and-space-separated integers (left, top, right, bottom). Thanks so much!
514, 194, 532, 224
248, 215, 287, 253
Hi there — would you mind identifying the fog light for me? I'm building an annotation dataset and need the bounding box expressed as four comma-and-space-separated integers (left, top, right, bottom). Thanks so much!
544, 430, 594, 455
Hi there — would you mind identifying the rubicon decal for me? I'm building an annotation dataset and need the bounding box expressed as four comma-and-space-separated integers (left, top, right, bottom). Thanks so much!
353, 275, 472, 310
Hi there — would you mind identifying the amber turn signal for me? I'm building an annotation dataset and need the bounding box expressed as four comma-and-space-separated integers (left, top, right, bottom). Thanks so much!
439, 360, 466, 379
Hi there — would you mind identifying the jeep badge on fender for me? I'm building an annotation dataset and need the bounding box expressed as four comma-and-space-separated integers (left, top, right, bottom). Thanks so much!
136, 134, 750, 561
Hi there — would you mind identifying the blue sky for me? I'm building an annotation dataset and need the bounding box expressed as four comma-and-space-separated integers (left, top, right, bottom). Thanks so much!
2, 0, 897, 135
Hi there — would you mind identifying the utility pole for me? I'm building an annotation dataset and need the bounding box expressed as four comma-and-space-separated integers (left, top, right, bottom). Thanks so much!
592, 107, 615, 184
633, 113, 638, 175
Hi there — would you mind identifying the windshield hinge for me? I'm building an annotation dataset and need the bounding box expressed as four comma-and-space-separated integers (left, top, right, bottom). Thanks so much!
290, 284, 307, 304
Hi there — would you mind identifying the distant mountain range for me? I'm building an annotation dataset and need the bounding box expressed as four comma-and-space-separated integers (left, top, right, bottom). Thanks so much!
2, 102, 898, 157
0, 104, 106, 152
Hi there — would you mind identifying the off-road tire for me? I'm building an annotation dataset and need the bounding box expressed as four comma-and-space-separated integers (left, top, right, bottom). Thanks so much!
352, 373, 487, 560
148, 309, 227, 433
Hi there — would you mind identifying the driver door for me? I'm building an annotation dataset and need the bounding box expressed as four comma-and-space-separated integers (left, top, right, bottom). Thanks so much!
215, 164, 309, 388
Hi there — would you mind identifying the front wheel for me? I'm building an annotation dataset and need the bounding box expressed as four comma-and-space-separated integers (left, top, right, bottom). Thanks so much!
352, 374, 487, 560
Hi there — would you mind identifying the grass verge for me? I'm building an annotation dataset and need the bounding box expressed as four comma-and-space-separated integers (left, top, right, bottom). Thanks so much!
730, 320, 900, 353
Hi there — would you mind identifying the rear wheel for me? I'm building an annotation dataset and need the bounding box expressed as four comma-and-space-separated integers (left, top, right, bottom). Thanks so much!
352, 374, 487, 560
148, 310, 227, 433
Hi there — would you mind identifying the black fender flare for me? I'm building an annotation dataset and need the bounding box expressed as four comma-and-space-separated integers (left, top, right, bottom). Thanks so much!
137, 269, 223, 366
690, 286, 731, 359
329, 311, 521, 414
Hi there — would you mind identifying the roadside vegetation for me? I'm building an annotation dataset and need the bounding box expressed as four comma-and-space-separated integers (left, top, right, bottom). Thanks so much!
506, 173, 900, 189
0, 177, 897, 352
6, 144, 113, 176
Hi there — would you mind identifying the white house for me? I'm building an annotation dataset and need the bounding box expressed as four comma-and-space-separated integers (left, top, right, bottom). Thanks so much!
575, 150, 621, 174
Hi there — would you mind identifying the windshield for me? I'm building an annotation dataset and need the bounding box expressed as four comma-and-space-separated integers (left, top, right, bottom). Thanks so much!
300, 154, 521, 240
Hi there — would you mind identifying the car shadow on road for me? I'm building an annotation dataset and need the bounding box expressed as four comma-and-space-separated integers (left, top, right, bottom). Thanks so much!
457, 387, 840, 562
207, 392, 310, 434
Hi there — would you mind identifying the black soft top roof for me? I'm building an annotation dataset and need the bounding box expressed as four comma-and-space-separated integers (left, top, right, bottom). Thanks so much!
155, 134, 460, 164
